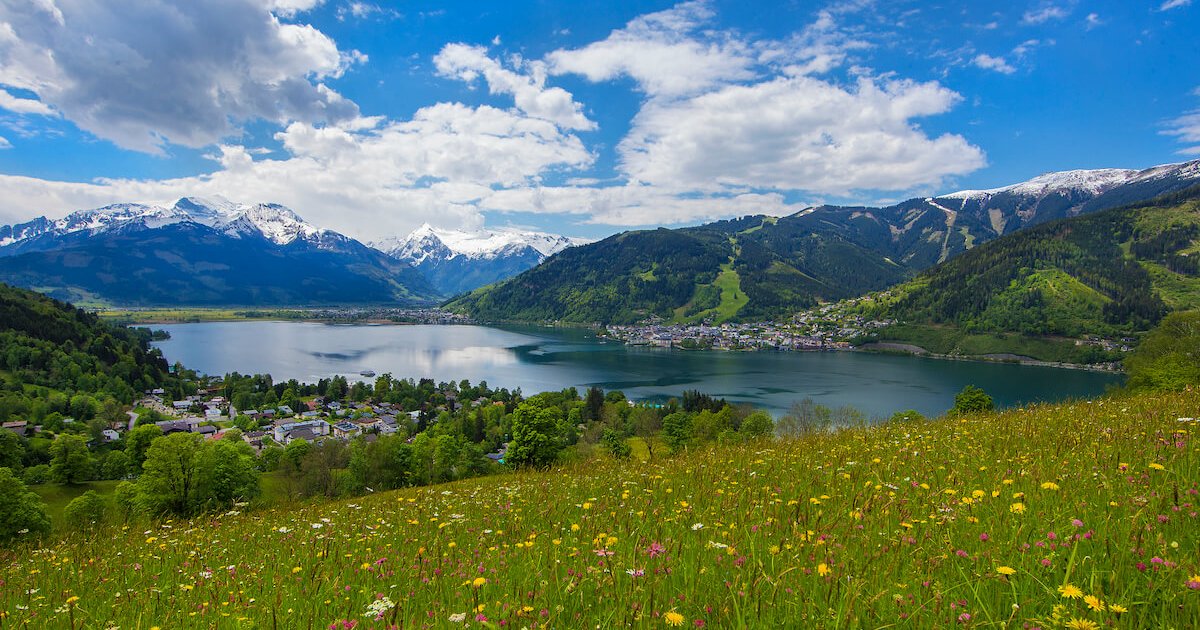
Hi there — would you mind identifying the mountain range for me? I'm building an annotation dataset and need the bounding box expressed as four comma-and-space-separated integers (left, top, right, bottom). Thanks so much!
448, 160, 1200, 324
373, 225, 587, 295
0, 197, 589, 306
0, 197, 438, 306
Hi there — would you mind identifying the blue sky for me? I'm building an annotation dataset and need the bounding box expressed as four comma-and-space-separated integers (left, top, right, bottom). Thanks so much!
0, 0, 1197, 241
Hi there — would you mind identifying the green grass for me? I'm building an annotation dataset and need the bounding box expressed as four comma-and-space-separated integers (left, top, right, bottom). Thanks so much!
677, 263, 749, 324
3, 390, 1197, 628
1142, 261, 1200, 310
30, 480, 122, 531
97, 308, 256, 323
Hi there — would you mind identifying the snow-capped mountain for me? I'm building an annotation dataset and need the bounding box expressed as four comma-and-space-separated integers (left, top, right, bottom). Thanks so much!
943, 160, 1200, 202
374, 224, 589, 295
0, 196, 347, 254
0, 197, 437, 306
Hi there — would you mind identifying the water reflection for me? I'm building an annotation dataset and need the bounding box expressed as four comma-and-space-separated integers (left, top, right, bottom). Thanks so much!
152, 321, 1124, 417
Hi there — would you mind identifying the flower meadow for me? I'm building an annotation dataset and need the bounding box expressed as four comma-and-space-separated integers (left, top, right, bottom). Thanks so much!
2, 390, 1198, 629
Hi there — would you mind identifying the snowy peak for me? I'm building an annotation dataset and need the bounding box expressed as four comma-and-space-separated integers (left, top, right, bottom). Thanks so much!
378, 225, 588, 263
0, 197, 334, 249
942, 160, 1200, 201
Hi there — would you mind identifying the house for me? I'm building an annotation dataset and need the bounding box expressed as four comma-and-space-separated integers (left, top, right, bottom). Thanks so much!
274, 419, 329, 443
282, 426, 318, 444
276, 405, 295, 417
193, 424, 218, 436
204, 407, 223, 420
379, 418, 399, 435
332, 421, 359, 439
156, 419, 197, 434
243, 430, 267, 450
2, 420, 28, 436
101, 428, 120, 442
172, 401, 192, 411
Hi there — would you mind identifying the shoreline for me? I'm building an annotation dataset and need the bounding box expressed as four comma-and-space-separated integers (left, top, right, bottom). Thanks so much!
851, 342, 1123, 373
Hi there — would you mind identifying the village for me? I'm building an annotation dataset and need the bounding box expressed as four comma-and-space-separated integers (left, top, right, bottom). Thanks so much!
602, 304, 893, 351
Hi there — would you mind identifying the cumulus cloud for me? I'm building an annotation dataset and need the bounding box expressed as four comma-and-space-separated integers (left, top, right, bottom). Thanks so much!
617, 76, 984, 194
545, 1, 756, 98
972, 54, 1016, 74
0, 104, 593, 238
433, 44, 596, 131
0, 0, 362, 153
1160, 0, 1191, 10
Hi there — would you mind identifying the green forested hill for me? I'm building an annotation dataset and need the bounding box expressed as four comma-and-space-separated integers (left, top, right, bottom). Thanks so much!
0, 282, 180, 417
448, 213, 915, 324
872, 187, 1200, 337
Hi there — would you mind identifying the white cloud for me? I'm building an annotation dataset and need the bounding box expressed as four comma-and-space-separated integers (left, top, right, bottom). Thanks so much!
433, 44, 596, 131
1022, 5, 1070, 24
972, 54, 1016, 74
1085, 13, 1103, 29
336, 2, 400, 21
0, 104, 593, 238
0, 89, 55, 115
0, 0, 362, 153
1160, 0, 1191, 10
0, 135, 10, 149
617, 76, 985, 195
546, 1, 756, 98
1165, 109, 1200, 155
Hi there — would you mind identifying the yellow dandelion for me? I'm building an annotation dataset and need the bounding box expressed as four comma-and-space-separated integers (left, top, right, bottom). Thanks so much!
1064, 618, 1099, 630
64, 596, 80, 605
1010, 503, 1026, 514
1109, 604, 1128, 614
1058, 584, 1083, 599
817, 563, 831, 577
1148, 463, 1165, 471
1083, 595, 1104, 611
664, 611, 685, 626
291, 566, 301, 574
996, 566, 1016, 576
1040, 481, 1060, 491
472, 577, 487, 588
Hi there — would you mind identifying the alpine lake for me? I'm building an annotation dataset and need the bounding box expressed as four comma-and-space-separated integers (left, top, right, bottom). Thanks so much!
151, 321, 1124, 418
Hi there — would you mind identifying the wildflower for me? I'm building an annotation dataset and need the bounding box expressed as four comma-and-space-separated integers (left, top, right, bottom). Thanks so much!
664, 611, 685, 626
472, 577, 487, 588
1083, 595, 1104, 612
1010, 503, 1026, 514
1109, 604, 1128, 614
1040, 482, 1060, 491
817, 563, 831, 577
1058, 584, 1083, 599
292, 567, 302, 574
448, 613, 467, 623
1149, 463, 1165, 471
647, 541, 666, 558
1071, 518, 1084, 528
1064, 618, 1099, 630
996, 566, 1016, 576
363, 597, 395, 620
626, 568, 645, 577
1187, 575, 1200, 590
691, 523, 704, 531
65, 596, 80, 605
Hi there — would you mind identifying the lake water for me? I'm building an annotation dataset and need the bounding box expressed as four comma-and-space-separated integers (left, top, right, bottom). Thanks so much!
151, 321, 1124, 418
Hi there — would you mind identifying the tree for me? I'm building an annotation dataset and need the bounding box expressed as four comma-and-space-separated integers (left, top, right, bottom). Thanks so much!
952, 385, 995, 415
601, 428, 632, 459
776, 399, 832, 436
136, 432, 205, 516
630, 407, 663, 460
113, 481, 138, 522
662, 412, 694, 453
0, 466, 51, 542
49, 434, 93, 484
1125, 310, 1200, 391
196, 439, 259, 509
740, 411, 775, 439
63, 490, 107, 529
507, 400, 565, 468
0, 430, 25, 471
101, 450, 129, 480
124, 424, 163, 476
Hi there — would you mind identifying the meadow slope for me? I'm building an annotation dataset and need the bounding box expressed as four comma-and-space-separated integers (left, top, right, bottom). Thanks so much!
2, 390, 1198, 629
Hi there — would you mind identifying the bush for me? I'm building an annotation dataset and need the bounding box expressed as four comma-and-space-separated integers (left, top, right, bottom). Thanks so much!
951, 385, 994, 415
63, 490, 107, 529
0, 466, 51, 542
